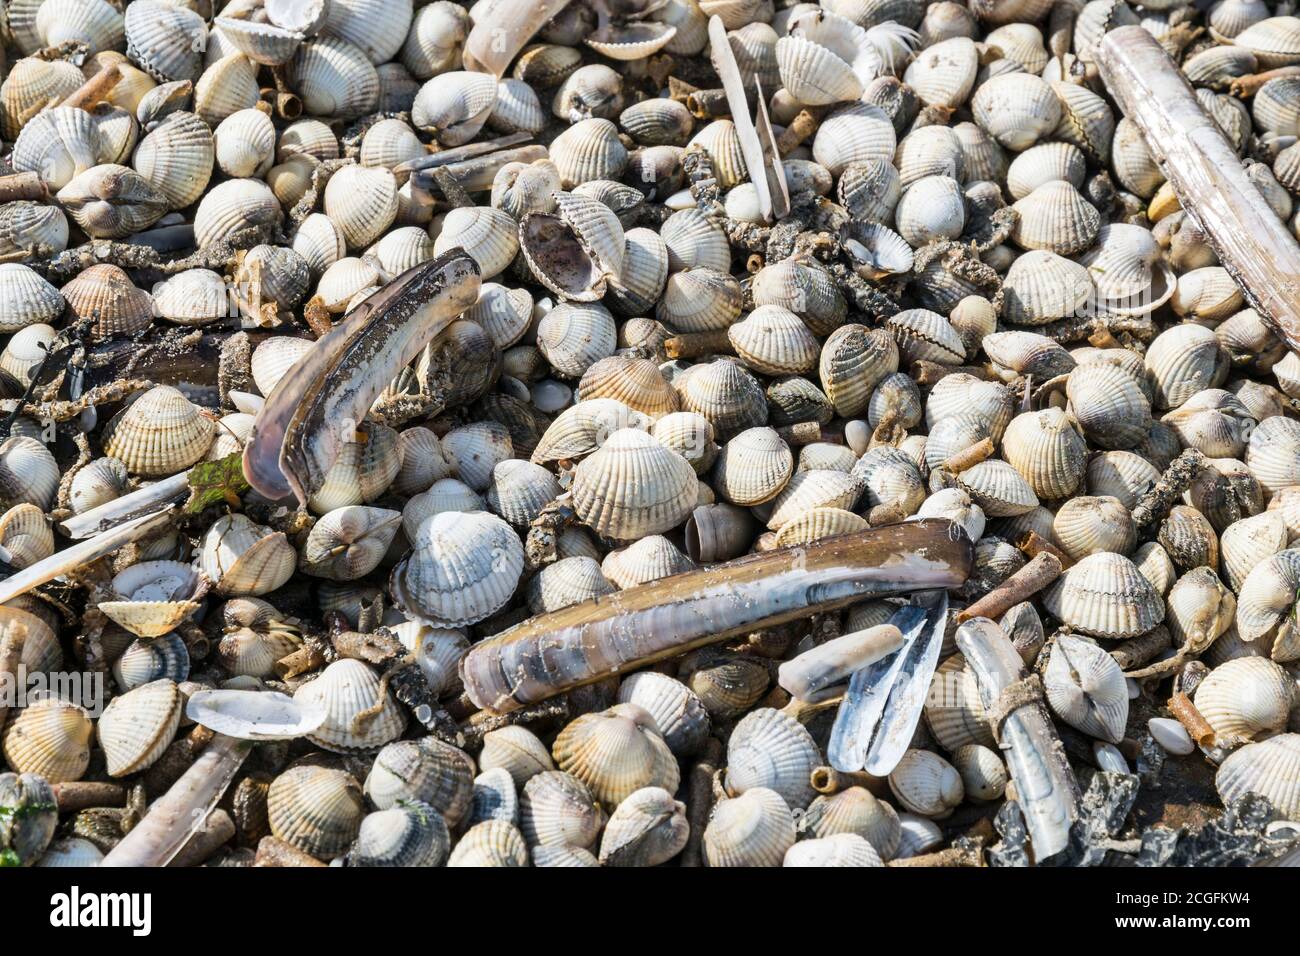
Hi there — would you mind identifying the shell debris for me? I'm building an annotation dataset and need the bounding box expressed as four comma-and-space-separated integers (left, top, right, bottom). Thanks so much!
0, 0, 1297, 873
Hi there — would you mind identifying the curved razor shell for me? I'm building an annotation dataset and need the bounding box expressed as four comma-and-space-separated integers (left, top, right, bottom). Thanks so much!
244, 252, 482, 504
460, 519, 973, 713
100, 733, 250, 868
954, 617, 1080, 860
463, 0, 574, 78
708, 16, 789, 221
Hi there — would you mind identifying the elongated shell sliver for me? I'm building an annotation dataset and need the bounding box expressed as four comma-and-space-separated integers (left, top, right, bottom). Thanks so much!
954, 617, 1080, 860
460, 519, 973, 713
244, 252, 481, 504
463, 0, 573, 78
828, 594, 948, 776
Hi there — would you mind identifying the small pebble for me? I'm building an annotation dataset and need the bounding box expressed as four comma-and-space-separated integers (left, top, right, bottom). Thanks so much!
845, 419, 872, 457
1148, 717, 1196, 755
531, 379, 572, 413
1092, 740, 1130, 774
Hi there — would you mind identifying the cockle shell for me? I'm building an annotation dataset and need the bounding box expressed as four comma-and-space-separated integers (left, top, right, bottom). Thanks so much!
289, 37, 380, 120
63, 263, 154, 341
0, 436, 58, 512
526, 556, 615, 614
125, 0, 207, 82
725, 708, 820, 810
1220, 511, 1289, 593
895, 175, 965, 247
391, 510, 524, 627
955, 460, 1038, 517
519, 771, 605, 850
571, 428, 698, 539
2, 699, 94, 783
325, 165, 399, 250
0, 504, 54, 570
765, 469, 863, 531
294, 658, 406, 753
0, 203, 69, 263
703, 788, 795, 867
99, 560, 209, 638
364, 738, 474, 827
615, 672, 709, 758
448, 820, 530, 867
480, 726, 554, 790
1052, 496, 1135, 560
889, 749, 963, 819
153, 269, 232, 326
599, 786, 689, 867
102, 385, 214, 475
486, 459, 560, 529
1195, 657, 1296, 742
784, 833, 883, 867
1000, 250, 1092, 325
903, 36, 978, 108
971, 73, 1061, 151
712, 427, 794, 507
1215, 734, 1300, 820
913, 490, 984, 542
1043, 634, 1128, 743
819, 324, 899, 418
552, 703, 680, 809
268, 765, 365, 859
441, 422, 513, 493
401, 1, 468, 79
577, 356, 679, 418
348, 801, 450, 867
802, 786, 900, 859
11, 106, 106, 190
193, 177, 282, 249
1159, 505, 1220, 573
130, 110, 214, 212
69, 457, 130, 515
112, 632, 190, 690
674, 360, 768, 442
56, 164, 166, 240
521, 191, 626, 302
193, 53, 261, 126
983, 331, 1077, 383
1010, 179, 1101, 255
1066, 362, 1152, 451
548, 117, 628, 188
1, 57, 85, 141
1144, 323, 1230, 410
299, 507, 401, 581
1000, 408, 1087, 500
1233, 16, 1300, 68
951, 744, 1008, 802
1247, 416, 1300, 495
1043, 551, 1166, 638
658, 267, 742, 332
95, 678, 182, 777
200, 514, 298, 597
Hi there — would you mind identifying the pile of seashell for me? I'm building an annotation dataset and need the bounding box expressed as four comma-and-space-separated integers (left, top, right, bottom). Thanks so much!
1, 0, 1300, 870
